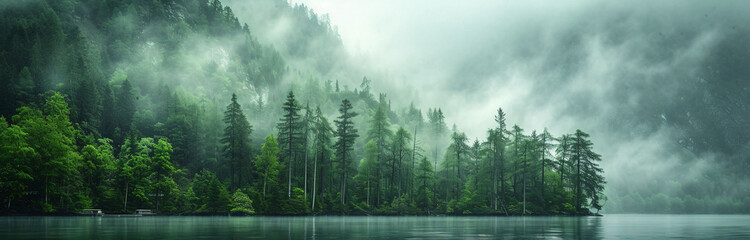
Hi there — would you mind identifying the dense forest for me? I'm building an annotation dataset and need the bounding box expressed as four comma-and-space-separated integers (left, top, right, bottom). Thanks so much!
2, 0, 606, 215
0, 0, 750, 215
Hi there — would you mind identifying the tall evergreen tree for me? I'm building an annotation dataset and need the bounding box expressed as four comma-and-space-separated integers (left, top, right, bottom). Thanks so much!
538, 128, 554, 210
115, 79, 135, 134
366, 105, 392, 205
277, 91, 302, 198
311, 106, 333, 212
555, 134, 572, 193
333, 99, 358, 209
415, 157, 434, 213
302, 104, 312, 202
448, 130, 468, 201
510, 125, 524, 199
99, 84, 116, 139
571, 129, 605, 213
391, 127, 411, 199
358, 141, 378, 206
427, 108, 447, 174
492, 108, 509, 211
222, 93, 252, 191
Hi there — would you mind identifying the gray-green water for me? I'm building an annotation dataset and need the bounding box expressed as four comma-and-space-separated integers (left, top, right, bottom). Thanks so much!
1, 215, 748, 239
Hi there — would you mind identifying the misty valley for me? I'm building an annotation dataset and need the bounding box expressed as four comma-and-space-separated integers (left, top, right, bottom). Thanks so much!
1, 0, 749, 239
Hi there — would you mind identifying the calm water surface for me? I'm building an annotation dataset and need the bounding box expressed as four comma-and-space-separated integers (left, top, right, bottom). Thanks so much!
1, 215, 748, 239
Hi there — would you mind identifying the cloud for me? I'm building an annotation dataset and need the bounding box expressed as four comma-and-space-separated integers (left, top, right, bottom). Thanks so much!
290, 0, 750, 208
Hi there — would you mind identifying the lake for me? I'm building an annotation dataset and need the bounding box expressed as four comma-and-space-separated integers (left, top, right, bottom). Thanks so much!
1, 215, 748, 239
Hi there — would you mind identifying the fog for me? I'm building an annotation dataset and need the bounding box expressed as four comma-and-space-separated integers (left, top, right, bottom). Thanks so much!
3, 0, 746, 213
281, 0, 750, 211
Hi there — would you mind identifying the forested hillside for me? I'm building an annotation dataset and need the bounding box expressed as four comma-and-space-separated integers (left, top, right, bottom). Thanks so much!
3, 0, 604, 215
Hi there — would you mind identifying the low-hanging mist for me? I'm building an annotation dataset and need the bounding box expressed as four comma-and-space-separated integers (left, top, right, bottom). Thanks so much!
288, 0, 750, 212
1, 0, 748, 214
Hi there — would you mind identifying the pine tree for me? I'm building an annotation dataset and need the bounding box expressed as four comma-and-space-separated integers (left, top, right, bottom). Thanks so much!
538, 128, 554, 210
448, 130, 468, 201
391, 127, 411, 199
555, 134, 572, 193
13, 67, 35, 111
366, 105, 392, 205
333, 99, 358, 209
510, 125, 524, 199
571, 129, 605, 213
222, 93, 252, 191
427, 108, 447, 177
470, 139, 480, 191
115, 79, 135, 134
492, 108, 509, 212
277, 91, 302, 198
302, 104, 312, 202
415, 157, 434, 213
311, 106, 332, 212
358, 141, 378, 206
99, 84, 116, 139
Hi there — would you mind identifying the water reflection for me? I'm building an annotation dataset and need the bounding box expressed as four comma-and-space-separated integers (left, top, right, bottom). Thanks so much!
2, 215, 749, 239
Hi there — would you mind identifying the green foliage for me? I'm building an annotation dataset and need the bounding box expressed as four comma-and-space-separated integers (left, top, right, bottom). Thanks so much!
0, 0, 626, 216
223, 93, 253, 190
333, 99, 359, 208
8, 92, 85, 213
255, 134, 280, 200
192, 169, 230, 214
151, 139, 178, 213
277, 91, 303, 198
355, 141, 378, 207
230, 190, 255, 215
80, 139, 116, 211
415, 157, 434, 213
0, 117, 36, 211
280, 187, 307, 215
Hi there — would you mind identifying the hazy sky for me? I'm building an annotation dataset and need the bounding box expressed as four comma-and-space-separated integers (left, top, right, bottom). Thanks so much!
292, 0, 568, 137
291, 0, 725, 136
289, 0, 750, 201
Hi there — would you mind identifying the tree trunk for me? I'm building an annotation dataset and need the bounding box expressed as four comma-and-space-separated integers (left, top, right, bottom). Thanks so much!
45, 176, 48, 204
311, 149, 318, 212
499, 149, 505, 211
304, 127, 309, 201
156, 189, 160, 213
388, 150, 396, 201
320, 165, 326, 208
263, 173, 267, 200
124, 181, 129, 212
411, 127, 417, 200
288, 119, 293, 198
366, 163, 371, 206
576, 141, 582, 212
398, 147, 404, 197
522, 145, 527, 215
541, 136, 545, 210
492, 139, 497, 210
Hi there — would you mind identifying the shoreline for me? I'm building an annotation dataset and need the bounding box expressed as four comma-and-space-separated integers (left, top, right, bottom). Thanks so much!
0, 213, 603, 217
